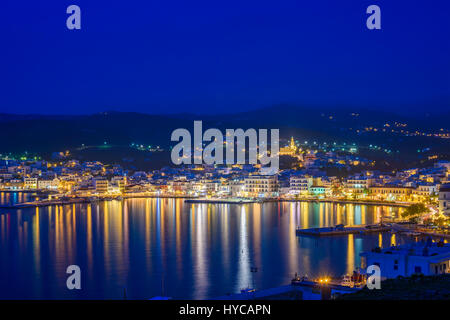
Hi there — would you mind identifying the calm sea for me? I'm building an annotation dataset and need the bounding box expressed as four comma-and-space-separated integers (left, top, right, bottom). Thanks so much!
0, 193, 408, 299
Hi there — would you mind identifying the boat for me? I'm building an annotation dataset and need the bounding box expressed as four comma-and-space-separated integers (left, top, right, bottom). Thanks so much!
405, 231, 421, 237
340, 274, 354, 288
240, 288, 256, 294
291, 273, 308, 285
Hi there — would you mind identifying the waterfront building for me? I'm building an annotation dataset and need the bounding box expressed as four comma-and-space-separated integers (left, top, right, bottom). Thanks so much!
309, 185, 326, 196
204, 180, 219, 193
125, 183, 149, 194
344, 176, 374, 195
289, 176, 313, 195
369, 185, 415, 202
412, 183, 438, 202
438, 184, 450, 215
94, 179, 108, 194
0, 173, 13, 180
360, 240, 450, 279
168, 179, 190, 195
37, 178, 59, 190
217, 182, 231, 196
59, 179, 77, 192
0, 179, 23, 190
111, 176, 127, 193
244, 175, 278, 197
24, 177, 38, 189
230, 180, 245, 197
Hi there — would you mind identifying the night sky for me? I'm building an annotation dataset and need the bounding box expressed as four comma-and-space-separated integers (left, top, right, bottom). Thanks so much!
1, 0, 449, 115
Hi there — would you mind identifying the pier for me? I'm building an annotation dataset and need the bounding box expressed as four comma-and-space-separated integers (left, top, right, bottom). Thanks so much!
296, 224, 392, 237
282, 198, 409, 207
184, 198, 260, 204
213, 281, 360, 300
0, 198, 91, 209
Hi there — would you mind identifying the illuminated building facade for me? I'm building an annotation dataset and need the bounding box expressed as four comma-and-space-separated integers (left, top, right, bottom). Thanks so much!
289, 176, 313, 195
244, 175, 278, 197
94, 179, 108, 194
24, 177, 38, 189
280, 137, 298, 156
438, 184, 450, 215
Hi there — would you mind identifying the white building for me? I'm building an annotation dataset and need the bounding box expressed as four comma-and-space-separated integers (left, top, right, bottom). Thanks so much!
414, 184, 438, 196
111, 176, 127, 193
94, 179, 109, 194
360, 240, 450, 279
230, 180, 244, 197
37, 178, 59, 190
24, 177, 38, 189
244, 175, 278, 197
289, 176, 313, 195
217, 183, 231, 196
344, 176, 374, 194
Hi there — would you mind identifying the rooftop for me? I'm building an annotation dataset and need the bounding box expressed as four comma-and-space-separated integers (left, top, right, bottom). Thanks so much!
363, 240, 450, 260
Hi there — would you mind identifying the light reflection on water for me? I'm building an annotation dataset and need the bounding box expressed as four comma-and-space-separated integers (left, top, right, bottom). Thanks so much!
0, 194, 409, 299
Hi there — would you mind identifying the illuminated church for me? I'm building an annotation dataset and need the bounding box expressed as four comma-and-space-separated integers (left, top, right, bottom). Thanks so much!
280, 137, 298, 156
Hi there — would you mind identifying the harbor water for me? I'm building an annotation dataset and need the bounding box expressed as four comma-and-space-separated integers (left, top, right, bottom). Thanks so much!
0, 193, 410, 299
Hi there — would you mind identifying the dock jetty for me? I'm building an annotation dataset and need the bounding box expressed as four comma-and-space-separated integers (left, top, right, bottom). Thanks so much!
184, 198, 261, 204
213, 280, 360, 300
296, 224, 391, 237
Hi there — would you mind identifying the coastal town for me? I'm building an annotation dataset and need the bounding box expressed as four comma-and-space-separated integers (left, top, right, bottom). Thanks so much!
4, 145, 450, 299
1, 137, 449, 220
3, 0, 450, 306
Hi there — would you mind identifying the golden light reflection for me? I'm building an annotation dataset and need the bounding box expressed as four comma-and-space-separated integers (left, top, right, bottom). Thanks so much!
236, 206, 251, 292
347, 234, 355, 274
33, 207, 40, 274
221, 204, 230, 277
319, 203, 324, 227
287, 203, 298, 274
361, 205, 366, 225
336, 204, 342, 225
87, 205, 93, 273
145, 199, 152, 270
391, 233, 396, 247
324, 203, 330, 226
160, 199, 165, 272
0, 195, 407, 299
175, 199, 181, 273
301, 201, 309, 227
193, 204, 208, 299
122, 200, 129, 272
253, 203, 261, 263
103, 201, 110, 275
67, 206, 74, 255
347, 204, 354, 226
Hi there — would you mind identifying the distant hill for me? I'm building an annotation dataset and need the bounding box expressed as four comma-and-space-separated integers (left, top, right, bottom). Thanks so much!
0, 106, 448, 168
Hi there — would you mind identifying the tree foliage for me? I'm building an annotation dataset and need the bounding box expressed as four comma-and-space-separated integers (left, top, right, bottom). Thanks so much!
401, 203, 428, 220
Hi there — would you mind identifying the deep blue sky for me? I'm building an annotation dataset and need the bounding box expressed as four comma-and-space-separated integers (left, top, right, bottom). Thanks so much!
1, 0, 449, 115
